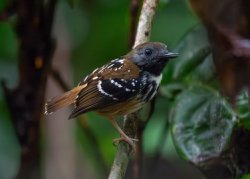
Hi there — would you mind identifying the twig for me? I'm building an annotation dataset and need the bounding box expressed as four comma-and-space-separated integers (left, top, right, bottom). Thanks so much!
109, 114, 139, 179
108, 0, 159, 178
128, 1, 144, 177
133, 0, 159, 48
51, 68, 70, 92
78, 116, 109, 176
129, 0, 141, 47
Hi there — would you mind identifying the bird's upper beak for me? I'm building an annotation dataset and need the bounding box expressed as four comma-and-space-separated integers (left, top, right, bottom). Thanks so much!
161, 51, 178, 59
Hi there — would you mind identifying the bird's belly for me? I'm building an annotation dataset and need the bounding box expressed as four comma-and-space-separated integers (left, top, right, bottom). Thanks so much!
97, 100, 144, 116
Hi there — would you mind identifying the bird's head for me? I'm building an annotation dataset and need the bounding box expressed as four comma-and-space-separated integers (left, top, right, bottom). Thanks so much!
125, 42, 178, 76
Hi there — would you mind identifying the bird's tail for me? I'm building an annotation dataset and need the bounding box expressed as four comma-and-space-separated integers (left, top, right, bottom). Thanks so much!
44, 85, 86, 115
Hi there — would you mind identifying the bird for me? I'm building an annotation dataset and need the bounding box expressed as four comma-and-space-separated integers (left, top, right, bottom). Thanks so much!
45, 42, 178, 150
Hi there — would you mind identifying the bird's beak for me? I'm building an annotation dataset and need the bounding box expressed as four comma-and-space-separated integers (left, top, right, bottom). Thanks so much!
163, 52, 178, 59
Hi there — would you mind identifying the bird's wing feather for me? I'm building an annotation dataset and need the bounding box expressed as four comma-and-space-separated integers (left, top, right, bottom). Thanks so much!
79, 58, 140, 84
69, 78, 141, 118
69, 59, 142, 118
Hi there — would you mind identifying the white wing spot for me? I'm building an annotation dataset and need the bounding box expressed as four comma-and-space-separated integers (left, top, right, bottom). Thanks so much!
92, 76, 98, 80
118, 59, 124, 64
107, 64, 114, 69
97, 80, 118, 100
111, 79, 122, 88
83, 75, 89, 82
125, 88, 131, 92
92, 68, 98, 74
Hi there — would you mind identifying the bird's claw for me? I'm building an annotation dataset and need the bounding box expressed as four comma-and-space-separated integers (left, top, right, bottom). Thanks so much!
112, 136, 138, 151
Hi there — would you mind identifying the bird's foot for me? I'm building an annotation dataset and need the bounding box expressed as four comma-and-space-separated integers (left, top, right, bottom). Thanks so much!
112, 136, 138, 152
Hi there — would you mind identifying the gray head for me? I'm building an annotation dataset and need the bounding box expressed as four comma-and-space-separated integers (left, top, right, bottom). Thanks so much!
125, 42, 178, 76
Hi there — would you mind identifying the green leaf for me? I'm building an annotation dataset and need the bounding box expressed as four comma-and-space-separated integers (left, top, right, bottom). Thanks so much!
162, 25, 211, 84
170, 85, 237, 164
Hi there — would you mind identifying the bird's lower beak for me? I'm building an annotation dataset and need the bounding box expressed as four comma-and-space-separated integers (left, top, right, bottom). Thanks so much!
163, 52, 178, 59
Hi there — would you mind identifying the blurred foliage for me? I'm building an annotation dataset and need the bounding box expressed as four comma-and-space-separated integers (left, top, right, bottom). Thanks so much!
236, 91, 250, 130
242, 174, 250, 179
160, 23, 250, 178
0, 22, 17, 62
189, 0, 250, 98
1, 0, 250, 178
0, 0, 5, 12
0, 100, 20, 179
162, 25, 212, 84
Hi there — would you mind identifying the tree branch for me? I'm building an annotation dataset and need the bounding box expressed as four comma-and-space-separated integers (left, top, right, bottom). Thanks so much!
108, 0, 159, 178
1, 0, 57, 178
133, 0, 159, 47
129, 0, 141, 47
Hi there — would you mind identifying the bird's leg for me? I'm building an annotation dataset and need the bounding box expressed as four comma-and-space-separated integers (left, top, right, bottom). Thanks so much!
108, 116, 138, 151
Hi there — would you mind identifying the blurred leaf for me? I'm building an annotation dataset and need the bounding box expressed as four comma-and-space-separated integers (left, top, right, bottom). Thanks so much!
0, 62, 18, 93
152, 0, 198, 48
71, 0, 130, 82
236, 90, 250, 129
67, 0, 77, 8
242, 174, 250, 179
186, 54, 216, 83
162, 25, 210, 84
0, 0, 5, 12
0, 61, 19, 178
0, 101, 20, 179
0, 23, 17, 61
170, 85, 237, 164
160, 25, 217, 100
58, 1, 88, 49
160, 82, 187, 99
158, 0, 169, 8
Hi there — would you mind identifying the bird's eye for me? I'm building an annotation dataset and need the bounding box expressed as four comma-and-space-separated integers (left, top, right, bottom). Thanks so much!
145, 49, 152, 56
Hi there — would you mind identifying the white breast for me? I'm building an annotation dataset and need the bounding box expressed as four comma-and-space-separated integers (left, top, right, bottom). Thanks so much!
150, 74, 162, 87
